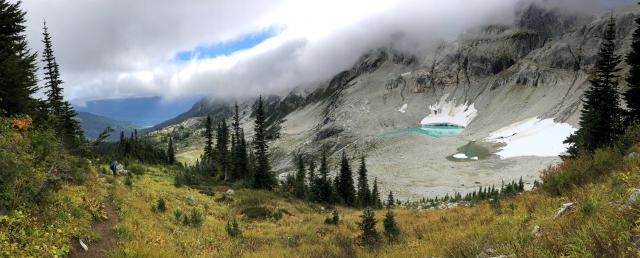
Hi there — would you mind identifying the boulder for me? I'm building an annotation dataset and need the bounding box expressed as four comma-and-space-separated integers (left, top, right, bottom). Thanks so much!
225, 189, 235, 195
626, 189, 640, 206
531, 225, 541, 236
185, 195, 195, 202
626, 152, 639, 160
555, 202, 576, 218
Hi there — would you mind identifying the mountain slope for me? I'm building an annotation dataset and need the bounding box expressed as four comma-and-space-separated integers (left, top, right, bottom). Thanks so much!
77, 111, 139, 141
154, 4, 640, 199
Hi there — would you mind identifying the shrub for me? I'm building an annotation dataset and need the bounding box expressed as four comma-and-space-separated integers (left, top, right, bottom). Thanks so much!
189, 208, 203, 227
174, 209, 183, 222
324, 209, 340, 225
581, 199, 595, 216
541, 148, 622, 196
215, 193, 234, 204
0, 117, 56, 210
357, 208, 380, 246
383, 209, 400, 242
242, 206, 272, 220
124, 175, 133, 188
156, 197, 166, 213
225, 219, 241, 238
128, 163, 145, 175
272, 209, 283, 221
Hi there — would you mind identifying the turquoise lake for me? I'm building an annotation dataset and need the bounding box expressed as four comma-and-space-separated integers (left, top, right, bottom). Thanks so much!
383, 124, 464, 138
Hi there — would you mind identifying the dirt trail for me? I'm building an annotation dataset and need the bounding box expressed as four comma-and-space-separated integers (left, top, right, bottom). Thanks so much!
68, 195, 119, 258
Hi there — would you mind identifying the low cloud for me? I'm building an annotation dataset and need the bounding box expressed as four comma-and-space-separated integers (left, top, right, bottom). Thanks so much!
15, 0, 635, 103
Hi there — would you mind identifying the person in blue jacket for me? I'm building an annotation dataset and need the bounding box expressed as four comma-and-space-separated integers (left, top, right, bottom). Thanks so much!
109, 161, 118, 176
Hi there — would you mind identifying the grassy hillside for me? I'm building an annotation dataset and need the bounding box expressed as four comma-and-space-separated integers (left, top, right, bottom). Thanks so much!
3, 119, 640, 257
106, 148, 640, 257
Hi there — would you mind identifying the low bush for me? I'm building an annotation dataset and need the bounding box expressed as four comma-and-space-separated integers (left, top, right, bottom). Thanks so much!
128, 163, 145, 176
242, 206, 272, 220
155, 197, 166, 213
226, 219, 241, 238
324, 209, 340, 225
541, 148, 622, 196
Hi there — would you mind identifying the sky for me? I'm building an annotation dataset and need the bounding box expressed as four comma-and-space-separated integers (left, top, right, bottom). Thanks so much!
14, 0, 636, 105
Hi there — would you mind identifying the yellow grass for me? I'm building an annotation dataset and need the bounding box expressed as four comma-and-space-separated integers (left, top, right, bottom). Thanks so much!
110, 158, 640, 257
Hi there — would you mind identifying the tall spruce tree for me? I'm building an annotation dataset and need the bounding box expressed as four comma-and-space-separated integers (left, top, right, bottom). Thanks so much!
167, 137, 175, 165
312, 152, 334, 203
383, 209, 400, 242
357, 208, 380, 246
61, 101, 85, 151
41, 21, 64, 117
0, 0, 38, 116
626, 9, 640, 124
216, 120, 230, 180
371, 178, 382, 208
294, 154, 306, 198
231, 103, 248, 179
203, 115, 214, 160
308, 159, 316, 183
565, 17, 624, 155
252, 96, 276, 189
356, 156, 371, 207
336, 152, 356, 206
239, 129, 250, 180
387, 191, 395, 208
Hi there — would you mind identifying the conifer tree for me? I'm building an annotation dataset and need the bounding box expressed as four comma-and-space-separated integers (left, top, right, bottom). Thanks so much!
252, 96, 276, 189
383, 209, 400, 242
312, 152, 334, 203
41, 21, 64, 117
565, 17, 624, 155
231, 103, 248, 179
357, 208, 380, 246
626, 11, 640, 123
307, 159, 316, 184
0, 0, 38, 116
167, 137, 175, 165
371, 178, 382, 208
203, 115, 214, 160
294, 154, 307, 198
387, 191, 395, 208
216, 120, 230, 180
239, 129, 250, 180
336, 152, 356, 206
356, 156, 371, 207
61, 101, 85, 151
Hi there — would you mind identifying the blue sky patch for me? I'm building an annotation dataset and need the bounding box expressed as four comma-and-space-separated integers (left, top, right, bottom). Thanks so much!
175, 26, 280, 61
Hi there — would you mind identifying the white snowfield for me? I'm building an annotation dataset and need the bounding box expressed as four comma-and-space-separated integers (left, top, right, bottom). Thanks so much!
420, 95, 478, 127
486, 117, 577, 159
398, 103, 408, 113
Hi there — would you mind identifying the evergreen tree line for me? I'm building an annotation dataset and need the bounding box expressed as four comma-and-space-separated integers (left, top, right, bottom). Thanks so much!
401, 179, 525, 209
282, 151, 390, 209
566, 15, 640, 156
177, 97, 271, 189
96, 129, 172, 165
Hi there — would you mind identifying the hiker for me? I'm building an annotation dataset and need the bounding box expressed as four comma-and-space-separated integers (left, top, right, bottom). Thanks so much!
109, 161, 118, 176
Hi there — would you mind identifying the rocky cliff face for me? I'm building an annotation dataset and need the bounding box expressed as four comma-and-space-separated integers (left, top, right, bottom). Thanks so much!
161, 4, 640, 199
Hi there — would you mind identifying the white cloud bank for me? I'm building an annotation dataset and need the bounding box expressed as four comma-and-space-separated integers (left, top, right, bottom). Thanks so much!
15, 0, 635, 103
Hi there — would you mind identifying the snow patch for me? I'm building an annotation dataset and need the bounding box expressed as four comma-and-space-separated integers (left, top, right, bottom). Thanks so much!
486, 117, 577, 159
420, 94, 477, 127
398, 104, 408, 113
401, 72, 412, 77
470, 157, 479, 160
453, 153, 468, 159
